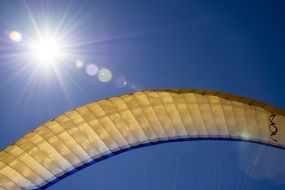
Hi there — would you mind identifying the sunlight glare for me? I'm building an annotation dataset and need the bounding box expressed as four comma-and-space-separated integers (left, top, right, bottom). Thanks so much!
28, 36, 65, 65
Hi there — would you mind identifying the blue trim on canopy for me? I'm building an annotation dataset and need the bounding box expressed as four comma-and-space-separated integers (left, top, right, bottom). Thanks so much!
35, 138, 284, 190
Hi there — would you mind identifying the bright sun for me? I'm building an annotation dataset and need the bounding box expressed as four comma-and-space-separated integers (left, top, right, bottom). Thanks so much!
28, 36, 65, 66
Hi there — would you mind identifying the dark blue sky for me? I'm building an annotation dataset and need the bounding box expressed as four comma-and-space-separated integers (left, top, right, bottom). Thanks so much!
0, 0, 285, 189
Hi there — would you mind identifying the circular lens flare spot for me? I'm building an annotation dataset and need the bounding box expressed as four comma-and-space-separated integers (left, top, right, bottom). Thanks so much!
9, 31, 22, 42
98, 68, 112, 82
75, 59, 84, 68
240, 131, 250, 140
86, 64, 98, 76
238, 143, 285, 184
115, 76, 128, 88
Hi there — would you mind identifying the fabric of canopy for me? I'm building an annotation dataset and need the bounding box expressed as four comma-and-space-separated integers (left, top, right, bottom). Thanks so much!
0, 89, 284, 189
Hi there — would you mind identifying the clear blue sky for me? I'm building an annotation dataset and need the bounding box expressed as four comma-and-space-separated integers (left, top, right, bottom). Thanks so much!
0, 0, 285, 189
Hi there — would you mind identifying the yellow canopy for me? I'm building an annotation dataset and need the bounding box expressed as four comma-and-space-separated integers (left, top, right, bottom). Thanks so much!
0, 89, 284, 189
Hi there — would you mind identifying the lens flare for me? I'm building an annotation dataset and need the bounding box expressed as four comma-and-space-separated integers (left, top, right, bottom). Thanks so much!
86, 64, 98, 76
115, 76, 128, 88
75, 59, 84, 68
240, 131, 250, 140
238, 143, 285, 184
9, 30, 23, 42
98, 68, 112, 82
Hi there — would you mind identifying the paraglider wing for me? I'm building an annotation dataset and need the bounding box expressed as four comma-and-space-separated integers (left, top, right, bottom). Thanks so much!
0, 89, 284, 189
